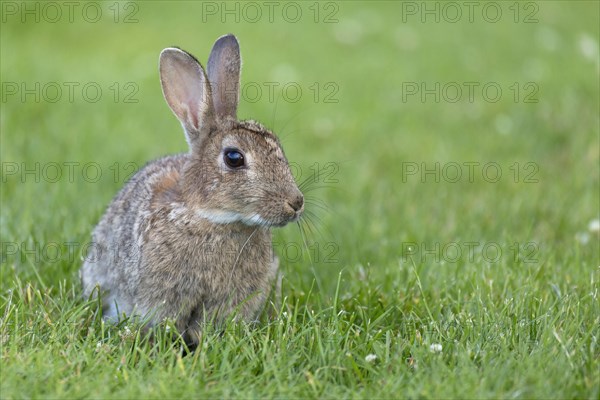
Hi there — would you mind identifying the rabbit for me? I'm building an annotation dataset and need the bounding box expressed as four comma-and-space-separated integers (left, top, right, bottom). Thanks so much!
80, 34, 304, 344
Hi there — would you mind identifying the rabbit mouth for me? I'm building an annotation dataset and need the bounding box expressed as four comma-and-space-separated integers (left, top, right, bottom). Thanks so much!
289, 206, 304, 223
250, 209, 303, 228
270, 204, 304, 227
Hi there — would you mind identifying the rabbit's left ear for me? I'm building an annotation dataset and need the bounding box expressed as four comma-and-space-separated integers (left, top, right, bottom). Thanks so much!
159, 48, 215, 151
207, 34, 241, 119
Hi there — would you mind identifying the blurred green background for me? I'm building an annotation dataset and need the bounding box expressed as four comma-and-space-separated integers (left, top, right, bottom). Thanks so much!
0, 1, 599, 397
2, 1, 597, 288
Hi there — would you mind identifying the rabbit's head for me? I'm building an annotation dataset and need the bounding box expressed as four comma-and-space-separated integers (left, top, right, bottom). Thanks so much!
159, 34, 303, 227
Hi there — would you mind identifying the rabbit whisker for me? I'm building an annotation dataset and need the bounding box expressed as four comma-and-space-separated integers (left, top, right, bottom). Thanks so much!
228, 226, 260, 286
296, 220, 323, 294
305, 198, 330, 212
297, 221, 314, 266
302, 210, 331, 243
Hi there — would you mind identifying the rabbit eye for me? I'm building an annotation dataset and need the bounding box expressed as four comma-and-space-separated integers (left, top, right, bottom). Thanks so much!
224, 148, 245, 169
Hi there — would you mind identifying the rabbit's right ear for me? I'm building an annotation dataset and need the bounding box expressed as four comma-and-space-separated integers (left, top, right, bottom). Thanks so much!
160, 48, 216, 150
207, 34, 241, 119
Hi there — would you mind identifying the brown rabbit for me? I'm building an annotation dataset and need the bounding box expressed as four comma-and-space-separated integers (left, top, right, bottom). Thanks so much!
80, 34, 304, 344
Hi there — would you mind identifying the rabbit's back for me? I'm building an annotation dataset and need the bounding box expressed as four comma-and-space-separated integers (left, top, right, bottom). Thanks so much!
80, 154, 188, 319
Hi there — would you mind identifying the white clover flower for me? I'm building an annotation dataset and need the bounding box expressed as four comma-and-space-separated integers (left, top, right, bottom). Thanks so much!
576, 232, 590, 245
429, 343, 443, 353
365, 354, 377, 363
579, 34, 598, 61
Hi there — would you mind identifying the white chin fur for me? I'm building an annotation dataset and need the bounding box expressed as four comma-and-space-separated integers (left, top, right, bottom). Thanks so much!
194, 208, 270, 226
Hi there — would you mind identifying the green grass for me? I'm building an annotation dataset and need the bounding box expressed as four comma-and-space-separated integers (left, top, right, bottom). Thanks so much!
1, 1, 599, 398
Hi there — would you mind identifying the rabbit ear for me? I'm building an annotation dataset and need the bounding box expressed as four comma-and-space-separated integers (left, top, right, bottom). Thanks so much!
207, 34, 241, 119
160, 48, 215, 150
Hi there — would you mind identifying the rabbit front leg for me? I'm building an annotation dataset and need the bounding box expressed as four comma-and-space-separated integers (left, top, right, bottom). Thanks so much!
265, 254, 282, 316
269, 254, 281, 296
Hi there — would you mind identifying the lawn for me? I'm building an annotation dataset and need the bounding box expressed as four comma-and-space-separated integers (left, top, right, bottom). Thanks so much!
1, 1, 599, 398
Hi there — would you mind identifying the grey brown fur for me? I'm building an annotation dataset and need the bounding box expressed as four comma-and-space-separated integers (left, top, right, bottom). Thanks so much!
80, 34, 303, 344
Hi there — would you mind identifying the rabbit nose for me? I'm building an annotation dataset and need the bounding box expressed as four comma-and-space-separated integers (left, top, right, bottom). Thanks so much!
288, 192, 304, 213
